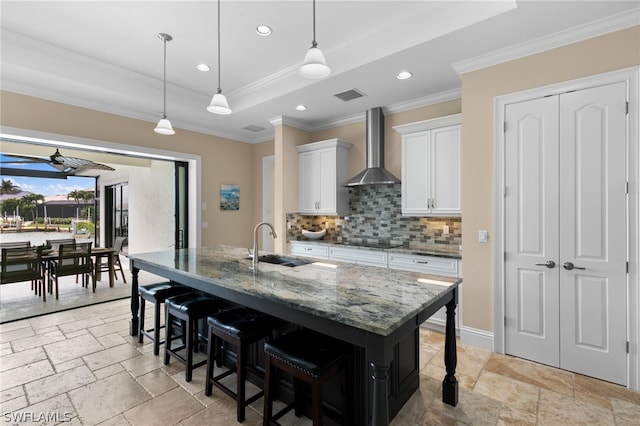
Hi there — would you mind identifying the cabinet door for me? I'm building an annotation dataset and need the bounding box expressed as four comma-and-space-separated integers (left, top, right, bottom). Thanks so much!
401, 132, 430, 215
298, 151, 319, 213
316, 148, 337, 214
431, 125, 461, 215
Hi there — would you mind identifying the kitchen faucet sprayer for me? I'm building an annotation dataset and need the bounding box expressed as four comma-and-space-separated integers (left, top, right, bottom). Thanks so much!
251, 222, 277, 269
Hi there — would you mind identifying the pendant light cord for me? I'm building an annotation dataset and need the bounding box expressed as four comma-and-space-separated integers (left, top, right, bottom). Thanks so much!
311, 0, 318, 48
217, 0, 222, 93
162, 36, 167, 119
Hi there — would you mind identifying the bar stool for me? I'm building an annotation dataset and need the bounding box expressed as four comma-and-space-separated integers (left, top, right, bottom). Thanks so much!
139, 282, 192, 355
263, 329, 351, 426
205, 308, 276, 423
164, 293, 221, 382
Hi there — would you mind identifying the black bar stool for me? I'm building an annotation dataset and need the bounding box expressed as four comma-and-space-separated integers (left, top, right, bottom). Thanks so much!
164, 293, 221, 382
263, 329, 351, 426
138, 282, 192, 355
205, 308, 276, 423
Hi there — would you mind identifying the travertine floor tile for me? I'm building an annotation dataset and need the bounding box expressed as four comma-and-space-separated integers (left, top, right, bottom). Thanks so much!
538, 388, 615, 424
88, 319, 129, 338
180, 393, 262, 426
418, 387, 503, 425
612, 397, 640, 424
123, 386, 204, 425
68, 371, 150, 425
473, 370, 539, 424
483, 352, 574, 397
0, 359, 54, 391
135, 368, 178, 397
120, 352, 166, 378
82, 342, 139, 370
93, 363, 125, 380
43, 333, 103, 365
96, 414, 131, 426
4, 393, 76, 425
575, 373, 640, 409
24, 365, 96, 403
0, 346, 46, 372
58, 316, 105, 334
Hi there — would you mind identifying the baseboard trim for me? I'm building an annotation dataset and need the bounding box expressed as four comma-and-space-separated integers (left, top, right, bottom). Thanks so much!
460, 326, 494, 351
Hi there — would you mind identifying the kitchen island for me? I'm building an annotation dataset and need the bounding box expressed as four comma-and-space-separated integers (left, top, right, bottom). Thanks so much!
128, 246, 461, 426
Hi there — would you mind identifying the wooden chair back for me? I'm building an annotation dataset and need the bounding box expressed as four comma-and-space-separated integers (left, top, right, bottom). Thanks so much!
1, 246, 43, 285
0, 241, 31, 249
46, 238, 75, 251
55, 242, 93, 276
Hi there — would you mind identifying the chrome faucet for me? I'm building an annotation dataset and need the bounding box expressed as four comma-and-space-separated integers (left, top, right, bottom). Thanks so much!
251, 222, 277, 269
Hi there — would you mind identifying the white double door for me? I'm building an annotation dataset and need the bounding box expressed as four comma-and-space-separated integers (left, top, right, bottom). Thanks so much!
504, 82, 628, 385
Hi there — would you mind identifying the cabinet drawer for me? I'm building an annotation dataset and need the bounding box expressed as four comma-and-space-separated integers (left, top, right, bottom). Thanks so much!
289, 242, 329, 259
329, 247, 387, 267
388, 253, 458, 277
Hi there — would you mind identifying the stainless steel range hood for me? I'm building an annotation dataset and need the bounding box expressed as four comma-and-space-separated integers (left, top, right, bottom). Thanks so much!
344, 107, 400, 186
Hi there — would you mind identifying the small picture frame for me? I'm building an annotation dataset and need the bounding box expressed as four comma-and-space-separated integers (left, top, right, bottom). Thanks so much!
220, 184, 240, 211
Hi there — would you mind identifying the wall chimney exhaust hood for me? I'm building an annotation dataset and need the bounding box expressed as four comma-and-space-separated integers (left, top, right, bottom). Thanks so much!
344, 107, 400, 186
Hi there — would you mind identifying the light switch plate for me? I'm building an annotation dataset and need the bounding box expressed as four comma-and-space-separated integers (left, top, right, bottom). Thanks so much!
478, 230, 488, 243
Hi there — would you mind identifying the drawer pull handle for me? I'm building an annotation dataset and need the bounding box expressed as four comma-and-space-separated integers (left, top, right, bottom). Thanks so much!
413, 260, 429, 264
304, 248, 312, 251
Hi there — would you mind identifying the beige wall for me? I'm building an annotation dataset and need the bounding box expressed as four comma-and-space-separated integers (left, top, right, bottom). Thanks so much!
461, 26, 640, 332
0, 91, 257, 248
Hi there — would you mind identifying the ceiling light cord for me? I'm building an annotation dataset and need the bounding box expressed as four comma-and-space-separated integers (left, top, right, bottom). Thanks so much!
162, 36, 168, 119
311, 0, 317, 48
207, 0, 231, 114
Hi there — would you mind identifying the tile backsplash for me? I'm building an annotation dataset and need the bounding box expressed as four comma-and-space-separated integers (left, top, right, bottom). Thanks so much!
287, 184, 461, 248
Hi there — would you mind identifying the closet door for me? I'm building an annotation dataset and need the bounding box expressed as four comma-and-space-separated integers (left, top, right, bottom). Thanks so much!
504, 82, 628, 385
505, 96, 560, 367
558, 82, 627, 385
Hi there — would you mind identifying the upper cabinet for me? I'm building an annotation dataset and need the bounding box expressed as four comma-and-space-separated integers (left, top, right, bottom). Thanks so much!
296, 139, 352, 216
394, 114, 461, 217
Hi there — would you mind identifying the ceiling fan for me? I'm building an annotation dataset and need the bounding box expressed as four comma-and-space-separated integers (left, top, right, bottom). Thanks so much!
1, 148, 115, 178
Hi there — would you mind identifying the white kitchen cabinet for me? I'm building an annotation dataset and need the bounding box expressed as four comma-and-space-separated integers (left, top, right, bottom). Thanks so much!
288, 241, 329, 259
388, 252, 461, 331
296, 139, 351, 216
394, 114, 461, 216
328, 246, 388, 267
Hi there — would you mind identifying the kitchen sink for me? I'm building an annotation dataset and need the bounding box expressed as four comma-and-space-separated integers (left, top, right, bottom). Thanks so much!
249, 254, 312, 267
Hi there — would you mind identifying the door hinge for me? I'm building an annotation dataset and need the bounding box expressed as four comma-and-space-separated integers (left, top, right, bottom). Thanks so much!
626, 101, 629, 115
504, 316, 507, 327
504, 122, 507, 133
627, 261, 629, 274
626, 181, 629, 194
627, 341, 630, 353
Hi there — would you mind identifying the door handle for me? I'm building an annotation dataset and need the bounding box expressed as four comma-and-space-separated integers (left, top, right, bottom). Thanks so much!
535, 260, 556, 268
563, 261, 585, 271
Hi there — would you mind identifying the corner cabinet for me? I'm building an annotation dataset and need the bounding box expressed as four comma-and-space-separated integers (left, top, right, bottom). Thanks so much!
394, 114, 461, 217
296, 139, 352, 216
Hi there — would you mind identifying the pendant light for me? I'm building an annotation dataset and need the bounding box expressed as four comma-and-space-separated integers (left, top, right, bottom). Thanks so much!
154, 33, 175, 135
207, 0, 232, 115
299, 0, 330, 79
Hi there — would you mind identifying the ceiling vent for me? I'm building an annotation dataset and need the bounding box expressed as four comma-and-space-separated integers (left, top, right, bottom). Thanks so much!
333, 88, 366, 102
242, 124, 266, 132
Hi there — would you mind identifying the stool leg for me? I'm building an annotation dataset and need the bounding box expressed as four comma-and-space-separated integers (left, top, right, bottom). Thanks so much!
185, 318, 194, 382
205, 326, 214, 396
237, 341, 246, 422
340, 364, 348, 425
311, 381, 322, 426
138, 297, 146, 344
164, 306, 172, 365
153, 299, 161, 356
263, 355, 273, 425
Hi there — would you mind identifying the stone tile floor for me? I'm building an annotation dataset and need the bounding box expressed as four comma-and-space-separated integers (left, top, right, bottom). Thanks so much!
1, 297, 639, 425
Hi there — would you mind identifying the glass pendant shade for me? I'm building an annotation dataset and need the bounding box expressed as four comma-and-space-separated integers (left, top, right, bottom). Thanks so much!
299, 45, 330, 78
207, 91, 232, 115
154, 117, 175, 135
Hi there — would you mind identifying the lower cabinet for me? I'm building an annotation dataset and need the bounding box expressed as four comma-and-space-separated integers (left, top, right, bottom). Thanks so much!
328, 246, 388, 267
288, 241, 329, 259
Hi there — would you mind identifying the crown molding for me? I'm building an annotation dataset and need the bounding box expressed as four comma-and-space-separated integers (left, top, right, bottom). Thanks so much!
452, 7, 640, 76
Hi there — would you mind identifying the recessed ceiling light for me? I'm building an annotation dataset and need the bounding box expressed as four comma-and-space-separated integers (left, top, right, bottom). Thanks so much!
295, 104, 307, 111
256, 25, 272, 36
197, 64, 211, 72
396, 71, 413, 80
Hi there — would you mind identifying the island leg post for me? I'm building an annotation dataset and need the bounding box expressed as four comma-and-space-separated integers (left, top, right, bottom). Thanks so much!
370, 363, 389, 426
442, 296, 458, 406
129, 266, 140, 336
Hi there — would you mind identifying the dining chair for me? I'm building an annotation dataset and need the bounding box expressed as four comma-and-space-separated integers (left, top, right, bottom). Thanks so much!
48, 242, 94, 299
1, 246, 45, 300
96, 236, 127, 283
45, 238, 75, 251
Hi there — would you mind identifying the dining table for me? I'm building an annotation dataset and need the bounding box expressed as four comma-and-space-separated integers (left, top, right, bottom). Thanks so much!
127, 245, 461, 426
